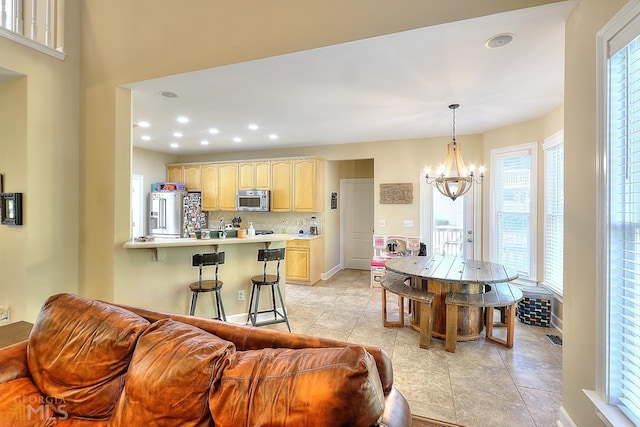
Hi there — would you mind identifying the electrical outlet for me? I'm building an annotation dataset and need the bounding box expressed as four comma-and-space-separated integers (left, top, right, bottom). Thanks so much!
237, 290, 245, 301
0, 306, 9, 322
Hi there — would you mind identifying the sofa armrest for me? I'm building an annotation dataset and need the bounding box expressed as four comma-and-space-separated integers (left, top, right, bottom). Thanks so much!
0, 341, 30, 383
379, 386, 412, 427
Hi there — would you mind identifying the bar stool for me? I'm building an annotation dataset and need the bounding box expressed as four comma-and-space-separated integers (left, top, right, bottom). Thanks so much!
247, 247, 290, 331
188, 252, 226, 321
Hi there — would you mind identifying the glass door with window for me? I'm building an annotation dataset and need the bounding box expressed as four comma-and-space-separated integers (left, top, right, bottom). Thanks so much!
420, 175, 479, 259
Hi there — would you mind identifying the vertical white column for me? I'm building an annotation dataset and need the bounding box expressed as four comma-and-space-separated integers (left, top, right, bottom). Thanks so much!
30, 0, 36, 41
44, 0, 51, 47
14, 0, 23, 35
1, 0, 7, 29
55, 0, 63, 52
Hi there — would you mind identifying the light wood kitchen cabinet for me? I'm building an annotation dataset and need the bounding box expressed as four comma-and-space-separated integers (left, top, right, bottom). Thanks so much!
270, 160, 292, 212
166, 165, 182, 183
201, 163, 219, 211
166, 164, 202, 191
166, 157, 323, 212
238, 161, 271, 190
183, 165, 202, 190
218, 162, 238, 211
255, 161, 271, 189
293, 158, 322, 212
285, 238, 323, 285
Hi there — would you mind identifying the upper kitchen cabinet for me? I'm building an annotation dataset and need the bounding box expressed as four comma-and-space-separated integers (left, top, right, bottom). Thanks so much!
201, 163, 219, 211
270, 160, 292, 212
166, 164, 201, 191
167, 165, 182, 183
238, 161, 271, 190
218, 162, 239, 211
294, 158, 323, 212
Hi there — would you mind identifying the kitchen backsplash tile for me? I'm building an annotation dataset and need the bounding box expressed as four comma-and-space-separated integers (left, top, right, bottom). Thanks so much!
206, 212, 321, 235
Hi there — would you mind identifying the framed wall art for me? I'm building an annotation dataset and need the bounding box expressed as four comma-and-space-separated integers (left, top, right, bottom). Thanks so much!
1, 192, 23, 225
380, 183, 413, 204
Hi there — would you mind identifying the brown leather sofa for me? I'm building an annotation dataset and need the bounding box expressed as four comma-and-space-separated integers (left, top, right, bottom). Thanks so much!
0, 293, 412, 426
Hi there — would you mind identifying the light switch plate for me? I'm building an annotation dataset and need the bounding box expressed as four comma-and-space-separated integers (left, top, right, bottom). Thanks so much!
379, 220, 385, 227
403, 220, 414, 228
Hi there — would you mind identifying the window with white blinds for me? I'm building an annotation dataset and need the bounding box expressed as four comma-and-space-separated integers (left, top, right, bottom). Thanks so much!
605, 22, 640, 426
543, 132, 564, 295
490, 143, 537, 284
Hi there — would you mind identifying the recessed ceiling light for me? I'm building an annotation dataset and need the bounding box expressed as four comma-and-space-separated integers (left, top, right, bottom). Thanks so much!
209, 128, 219, 134
248, 124, 259, 131
176, 116, 189, 124
173, 131, 183, 137
141, 135, 151, 141
485, 33, 514, 49
269, 134, 278, 140
201, 140, 209, 145
137, 121, 150, 128
233, 137, 242, 143
160, 91, 178, 98
170, 142, 179, 148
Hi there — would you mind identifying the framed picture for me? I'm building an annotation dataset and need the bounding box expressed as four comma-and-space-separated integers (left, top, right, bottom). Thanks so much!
1, 192, 23, 225
330, 192, 338, 209
380, 183, 413, 204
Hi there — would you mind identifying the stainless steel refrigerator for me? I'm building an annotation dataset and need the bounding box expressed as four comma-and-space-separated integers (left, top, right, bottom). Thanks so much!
148, 191, 187, 237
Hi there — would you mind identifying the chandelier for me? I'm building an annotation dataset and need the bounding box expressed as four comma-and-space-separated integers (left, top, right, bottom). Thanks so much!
425, 104, 484, 201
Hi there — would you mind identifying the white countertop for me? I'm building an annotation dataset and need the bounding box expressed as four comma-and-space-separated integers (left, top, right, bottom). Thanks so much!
123, 233, 322, 249
124, 233, 291, 249
287, 233, 323, 240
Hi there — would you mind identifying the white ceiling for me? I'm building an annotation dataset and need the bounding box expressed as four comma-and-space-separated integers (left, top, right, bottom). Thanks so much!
127, 1, 575, 156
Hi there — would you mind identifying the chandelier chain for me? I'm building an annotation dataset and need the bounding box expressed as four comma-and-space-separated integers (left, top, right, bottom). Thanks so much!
449, 103, 459, 143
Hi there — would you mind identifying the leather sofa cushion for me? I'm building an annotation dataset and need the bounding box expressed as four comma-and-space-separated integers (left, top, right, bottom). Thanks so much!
209, 346, 385, 427
110, 318, 235, 426
28, 293, 150, 419
0, 377, 57, 427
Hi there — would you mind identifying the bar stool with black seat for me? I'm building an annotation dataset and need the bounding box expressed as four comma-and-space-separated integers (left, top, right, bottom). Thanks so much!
188, 252, 226, 321
247, 247, 290, 331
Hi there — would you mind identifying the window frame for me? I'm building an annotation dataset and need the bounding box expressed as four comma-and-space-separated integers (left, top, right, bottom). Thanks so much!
591, 1, 640, 425
543, 131, 564, 296
489, 142, 538, 285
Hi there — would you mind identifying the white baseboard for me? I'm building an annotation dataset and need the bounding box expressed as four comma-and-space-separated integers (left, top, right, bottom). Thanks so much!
551, 312, 563, 332
321, 263, 342, 281
225, 313, 248, 325
557, 406, 578, 427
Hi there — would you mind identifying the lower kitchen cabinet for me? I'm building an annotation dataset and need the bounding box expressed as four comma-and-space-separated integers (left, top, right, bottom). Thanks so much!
285, 237, 323, 285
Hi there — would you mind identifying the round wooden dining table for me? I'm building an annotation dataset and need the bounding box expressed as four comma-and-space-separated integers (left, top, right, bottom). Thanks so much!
385, 255, 519, 341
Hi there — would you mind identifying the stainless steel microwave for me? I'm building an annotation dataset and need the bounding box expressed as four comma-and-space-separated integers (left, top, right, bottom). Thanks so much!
236, 190, 270, 212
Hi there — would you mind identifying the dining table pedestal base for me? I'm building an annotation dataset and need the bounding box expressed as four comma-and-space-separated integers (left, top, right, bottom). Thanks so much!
409, 278, 484, 341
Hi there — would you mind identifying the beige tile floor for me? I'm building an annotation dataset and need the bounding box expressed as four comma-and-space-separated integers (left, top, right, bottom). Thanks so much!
262, 269, 563, 427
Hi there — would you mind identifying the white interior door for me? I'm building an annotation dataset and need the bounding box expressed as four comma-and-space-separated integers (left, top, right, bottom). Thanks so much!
341, 178, 374, 269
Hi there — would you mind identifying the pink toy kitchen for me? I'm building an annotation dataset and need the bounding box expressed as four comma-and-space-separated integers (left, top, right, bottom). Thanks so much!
370, 235, 421, 288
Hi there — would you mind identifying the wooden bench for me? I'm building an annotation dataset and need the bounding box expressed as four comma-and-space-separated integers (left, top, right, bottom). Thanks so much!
444, 282, 523, 353
380, 271, 435, 349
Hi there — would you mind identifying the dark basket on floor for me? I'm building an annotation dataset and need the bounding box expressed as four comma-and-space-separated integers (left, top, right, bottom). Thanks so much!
517, 285, 553, 327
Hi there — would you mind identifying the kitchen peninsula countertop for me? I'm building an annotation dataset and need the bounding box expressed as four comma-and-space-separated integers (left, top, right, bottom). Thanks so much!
123, 233, 296, 249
